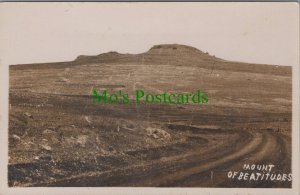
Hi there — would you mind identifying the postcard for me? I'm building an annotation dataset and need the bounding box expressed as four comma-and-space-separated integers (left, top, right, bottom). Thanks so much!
0, 2, 299, 195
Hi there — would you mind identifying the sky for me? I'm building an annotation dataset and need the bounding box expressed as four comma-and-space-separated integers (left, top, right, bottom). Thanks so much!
0, 2, 299, 66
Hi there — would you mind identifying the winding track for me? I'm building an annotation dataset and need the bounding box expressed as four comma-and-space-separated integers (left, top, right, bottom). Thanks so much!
32, 128, 290, 187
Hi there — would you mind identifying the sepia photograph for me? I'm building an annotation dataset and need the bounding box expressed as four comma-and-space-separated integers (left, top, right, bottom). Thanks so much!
0, 2, 299, 195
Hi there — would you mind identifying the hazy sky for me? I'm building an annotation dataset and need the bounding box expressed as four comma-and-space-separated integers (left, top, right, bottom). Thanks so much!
0, 2, 299, 66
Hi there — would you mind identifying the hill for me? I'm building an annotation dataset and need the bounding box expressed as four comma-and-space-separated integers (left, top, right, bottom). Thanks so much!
10, 44, 291, 76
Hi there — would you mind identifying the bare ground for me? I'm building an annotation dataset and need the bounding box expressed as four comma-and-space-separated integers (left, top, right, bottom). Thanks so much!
8, 44, 292, 187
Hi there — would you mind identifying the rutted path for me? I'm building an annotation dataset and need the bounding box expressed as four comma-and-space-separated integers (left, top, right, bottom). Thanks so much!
21, 127, 290, 187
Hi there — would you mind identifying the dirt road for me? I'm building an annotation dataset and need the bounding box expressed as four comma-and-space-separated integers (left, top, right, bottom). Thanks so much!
20, 127, 289, 187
